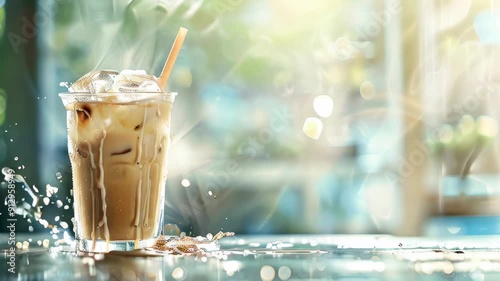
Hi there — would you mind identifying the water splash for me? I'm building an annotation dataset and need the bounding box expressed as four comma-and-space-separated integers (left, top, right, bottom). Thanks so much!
2, 167, 74, 246
59, 82, 71, 89
2, 167, 38, 207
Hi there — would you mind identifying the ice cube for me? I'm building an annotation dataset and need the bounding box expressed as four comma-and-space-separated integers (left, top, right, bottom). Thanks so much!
111, 70, 162, 93
89, 79, 113, 94
69, 69, 162, 94
120, 69, 148, 76
111, 77, 142, 92
138, 80, 162, 92
69, 70, 119, 94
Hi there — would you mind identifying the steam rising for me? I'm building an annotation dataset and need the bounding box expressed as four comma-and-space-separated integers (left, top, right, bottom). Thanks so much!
74, 0, 173, 74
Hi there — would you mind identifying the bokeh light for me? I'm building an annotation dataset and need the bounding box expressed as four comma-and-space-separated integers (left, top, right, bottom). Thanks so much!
303, 117, 323, 140
313, 95, 334, 118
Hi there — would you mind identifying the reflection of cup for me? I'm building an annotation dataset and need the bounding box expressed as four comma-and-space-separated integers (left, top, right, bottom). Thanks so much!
59, 92, 176, 252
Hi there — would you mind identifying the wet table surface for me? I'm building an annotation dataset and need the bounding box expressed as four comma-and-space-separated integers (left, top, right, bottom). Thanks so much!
3, 234, 500, 280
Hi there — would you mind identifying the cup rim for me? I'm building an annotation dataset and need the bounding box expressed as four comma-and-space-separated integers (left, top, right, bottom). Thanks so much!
58, 92, 178, 97
58, 92, 177, 106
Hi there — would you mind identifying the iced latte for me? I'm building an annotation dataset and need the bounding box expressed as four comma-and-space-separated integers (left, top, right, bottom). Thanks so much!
60, 70, 175, 252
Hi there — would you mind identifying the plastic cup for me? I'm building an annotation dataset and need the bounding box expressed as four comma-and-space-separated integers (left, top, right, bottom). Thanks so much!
59, 92, 176, 252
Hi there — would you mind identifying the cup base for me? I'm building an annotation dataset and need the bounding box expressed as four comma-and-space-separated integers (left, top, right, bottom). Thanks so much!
77, 238, 157, 252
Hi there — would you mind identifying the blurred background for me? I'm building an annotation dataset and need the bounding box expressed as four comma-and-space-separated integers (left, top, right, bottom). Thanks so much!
1, 0, 500, 238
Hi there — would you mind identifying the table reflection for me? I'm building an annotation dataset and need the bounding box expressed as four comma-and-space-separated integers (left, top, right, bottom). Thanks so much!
5, 235, 500, 280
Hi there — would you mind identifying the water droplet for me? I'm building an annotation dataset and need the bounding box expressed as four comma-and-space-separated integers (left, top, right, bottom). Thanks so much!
55, 172, 62, 181
14, 157, 18, 161
60, 221, 69, 229
39, 219, 49, 228
172, 267, 184, 279
278, 266, 292, 280
260, 265, 276, 281
208, 190, 213, 196
223, 260, 241, 276
59, 82, 71, 88
43, 197, 50, 205
443, 261, 454, 275
56, 200, 63, 208
64, 205, 69, 210
55, 216, 60, 221
181, 179, 190, 187
46, 184, 58, 197
10, 139, 13, 142
14, 123, 17, 126
28, 226, 33, 232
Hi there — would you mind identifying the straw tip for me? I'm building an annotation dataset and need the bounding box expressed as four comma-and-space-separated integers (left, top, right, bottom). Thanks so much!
158, 27, 189, 91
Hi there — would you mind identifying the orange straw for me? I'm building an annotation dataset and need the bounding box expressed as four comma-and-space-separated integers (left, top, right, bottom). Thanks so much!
158, 27, 188, 90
